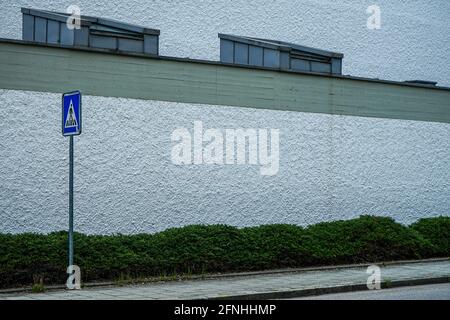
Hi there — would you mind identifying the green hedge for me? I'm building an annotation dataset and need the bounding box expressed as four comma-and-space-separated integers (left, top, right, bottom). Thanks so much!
0, 215, 448, 289
410, 216, 450, 256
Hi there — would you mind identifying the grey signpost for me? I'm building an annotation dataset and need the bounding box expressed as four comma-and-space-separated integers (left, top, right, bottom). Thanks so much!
62, 91, 82, 271
68, 135, 74, 266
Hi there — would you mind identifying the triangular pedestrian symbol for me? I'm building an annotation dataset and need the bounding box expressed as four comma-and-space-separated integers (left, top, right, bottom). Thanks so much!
65, 100, 78, 128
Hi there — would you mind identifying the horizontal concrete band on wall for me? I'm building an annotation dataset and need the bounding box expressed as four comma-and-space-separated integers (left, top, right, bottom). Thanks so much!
0, 40, 450, 124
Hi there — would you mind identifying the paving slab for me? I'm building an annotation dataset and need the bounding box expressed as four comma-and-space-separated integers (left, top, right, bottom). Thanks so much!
0, 260, 448, 300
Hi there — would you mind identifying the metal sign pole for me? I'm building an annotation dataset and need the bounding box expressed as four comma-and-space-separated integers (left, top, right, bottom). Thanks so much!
68, 135, 74, 267
62, 90, 81, 271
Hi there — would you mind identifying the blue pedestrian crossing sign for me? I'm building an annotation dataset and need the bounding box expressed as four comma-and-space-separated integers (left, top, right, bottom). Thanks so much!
62, 91, 82, 136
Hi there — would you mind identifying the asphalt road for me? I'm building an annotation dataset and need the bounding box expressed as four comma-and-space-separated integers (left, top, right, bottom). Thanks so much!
294, 283, 450, 300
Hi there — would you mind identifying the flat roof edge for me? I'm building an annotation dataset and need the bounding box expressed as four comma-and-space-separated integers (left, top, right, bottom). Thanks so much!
1, 38, 448, 92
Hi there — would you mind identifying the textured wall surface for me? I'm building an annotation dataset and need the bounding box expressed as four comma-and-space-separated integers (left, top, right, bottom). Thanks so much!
1, 1, 449, 234
1, 89, 449, 234
0, 0, 449, 87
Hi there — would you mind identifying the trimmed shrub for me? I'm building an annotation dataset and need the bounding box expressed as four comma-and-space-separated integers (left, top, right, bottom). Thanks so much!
0, 215, 448, 289
302, 215, 435, 264
410, 216, 450, 256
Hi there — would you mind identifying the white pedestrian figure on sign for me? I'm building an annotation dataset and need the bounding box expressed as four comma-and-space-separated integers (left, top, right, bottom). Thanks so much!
65, 100, 78, 128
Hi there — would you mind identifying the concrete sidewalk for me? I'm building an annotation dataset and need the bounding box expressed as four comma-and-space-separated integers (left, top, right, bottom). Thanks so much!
1, 259, 449, 300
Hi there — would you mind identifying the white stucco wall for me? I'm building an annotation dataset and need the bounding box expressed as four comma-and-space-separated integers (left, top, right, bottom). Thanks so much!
0, 0, 449, 86
1, 1, 449, 234
1, 89, 449, 234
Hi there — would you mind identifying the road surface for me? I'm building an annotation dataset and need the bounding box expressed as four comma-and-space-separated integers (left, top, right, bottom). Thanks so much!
294, 283, 450, 300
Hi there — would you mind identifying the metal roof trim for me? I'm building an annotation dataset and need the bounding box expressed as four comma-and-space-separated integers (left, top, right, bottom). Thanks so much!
218, 33, 292, 51
21, 7, 94, 26
21, 7, 160, 35
251, 37, 344, 58
96, 17, 160, 35
218, 33, 343, 58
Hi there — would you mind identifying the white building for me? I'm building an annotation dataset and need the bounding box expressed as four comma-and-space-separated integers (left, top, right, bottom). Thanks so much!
0, 1, 449, 234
